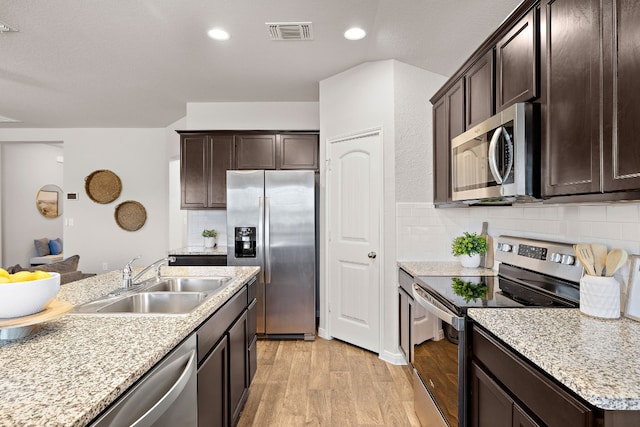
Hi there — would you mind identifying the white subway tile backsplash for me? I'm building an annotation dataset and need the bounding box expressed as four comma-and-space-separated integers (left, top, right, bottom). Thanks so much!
606, 204, 639, 223
578, 205, 607, 221
397, 201, 640, 260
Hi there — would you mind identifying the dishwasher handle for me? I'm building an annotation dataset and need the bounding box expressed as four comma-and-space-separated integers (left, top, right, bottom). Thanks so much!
130, 349, 197, 427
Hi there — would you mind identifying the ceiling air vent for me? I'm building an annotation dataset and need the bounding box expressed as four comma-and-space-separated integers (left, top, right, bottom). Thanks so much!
266, 22, 313, 41
0, 20, 18, 33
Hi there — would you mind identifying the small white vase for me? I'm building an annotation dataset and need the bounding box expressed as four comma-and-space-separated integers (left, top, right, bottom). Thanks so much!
580, 275, 620, 319
204, 237, 215, 248
459, 254, 481, 268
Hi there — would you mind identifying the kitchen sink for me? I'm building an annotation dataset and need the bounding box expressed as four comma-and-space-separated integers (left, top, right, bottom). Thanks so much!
72, 276, 234, 315
96, 292, 206, 314
146, 277, 231, 293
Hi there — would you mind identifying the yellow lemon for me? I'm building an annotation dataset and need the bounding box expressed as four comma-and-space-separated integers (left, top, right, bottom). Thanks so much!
0, 268, 9, 279
0, 277, 10, 284
9, 271, 37, 283
33, 270, 52, 280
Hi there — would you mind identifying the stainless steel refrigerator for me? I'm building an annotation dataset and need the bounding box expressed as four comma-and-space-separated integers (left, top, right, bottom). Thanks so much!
226, 170, 316, 340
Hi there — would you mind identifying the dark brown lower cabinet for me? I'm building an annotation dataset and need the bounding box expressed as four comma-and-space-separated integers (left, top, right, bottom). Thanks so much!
472, 362, 540, 427
229, 311, 248, 426
471, 325, 593, 427
196, 282, 255, 427
169, 255, 227, 266
198, 336, 228, 427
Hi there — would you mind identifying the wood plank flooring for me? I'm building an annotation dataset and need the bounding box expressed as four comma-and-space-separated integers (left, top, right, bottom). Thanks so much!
237, 337, 421, 427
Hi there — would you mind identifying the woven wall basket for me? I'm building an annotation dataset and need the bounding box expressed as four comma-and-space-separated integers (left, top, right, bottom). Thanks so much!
114, 200, 147, 232
85, 170, 122, 204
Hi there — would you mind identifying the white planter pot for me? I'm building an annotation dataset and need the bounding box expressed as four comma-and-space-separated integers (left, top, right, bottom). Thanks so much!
204, 237, 215, 248
459, 253, 481, 268
580, 275, 620, 319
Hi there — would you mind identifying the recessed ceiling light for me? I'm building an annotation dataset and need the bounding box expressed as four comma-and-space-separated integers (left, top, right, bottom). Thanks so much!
344, 27, 366, 41
208, 28, 230, 41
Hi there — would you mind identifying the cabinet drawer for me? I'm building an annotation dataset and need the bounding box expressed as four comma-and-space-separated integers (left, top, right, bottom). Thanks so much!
472, 327, 593, 427
197, 287, 247, 364
247, 277, 257, 302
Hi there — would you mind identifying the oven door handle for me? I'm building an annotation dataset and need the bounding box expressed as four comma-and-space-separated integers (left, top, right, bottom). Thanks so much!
413, 283, 464, 331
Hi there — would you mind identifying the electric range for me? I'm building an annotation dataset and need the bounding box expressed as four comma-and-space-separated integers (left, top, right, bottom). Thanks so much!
411, 235, 583, 427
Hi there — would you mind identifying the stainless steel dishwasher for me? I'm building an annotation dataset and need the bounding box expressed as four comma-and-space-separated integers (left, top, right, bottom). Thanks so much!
89, 334, 198, 427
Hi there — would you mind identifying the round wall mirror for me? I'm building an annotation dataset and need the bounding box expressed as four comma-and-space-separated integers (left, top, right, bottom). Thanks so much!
36, 184, 63, 218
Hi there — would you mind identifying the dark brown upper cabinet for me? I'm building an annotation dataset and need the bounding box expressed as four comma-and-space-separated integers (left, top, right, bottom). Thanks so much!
540, 0, 602, 198
433, 79, 465, 205
235, 134, 277, 170
279, 134, 319, 170
496, 8, 538, 110
180, 131, 318, 209
465, 50, 495, 129
601, 0, 640, 193
180, 133, 234, 209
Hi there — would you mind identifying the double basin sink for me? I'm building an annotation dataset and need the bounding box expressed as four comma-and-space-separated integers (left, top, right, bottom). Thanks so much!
72, 276, 232, 315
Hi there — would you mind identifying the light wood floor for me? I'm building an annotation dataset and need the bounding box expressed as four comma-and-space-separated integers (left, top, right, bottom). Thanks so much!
237, 337, 421, 427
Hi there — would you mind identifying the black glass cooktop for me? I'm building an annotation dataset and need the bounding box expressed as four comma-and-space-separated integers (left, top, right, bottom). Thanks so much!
415, 265, 579, 316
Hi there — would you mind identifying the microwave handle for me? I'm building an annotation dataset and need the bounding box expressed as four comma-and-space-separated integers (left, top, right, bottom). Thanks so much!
488, 126, 514, 185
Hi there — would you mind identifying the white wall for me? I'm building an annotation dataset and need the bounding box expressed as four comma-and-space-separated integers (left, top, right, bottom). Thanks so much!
186, 102, 319, 130
0, 128, 170, 274
319, 59, 447, 363
1, 143, 64, 267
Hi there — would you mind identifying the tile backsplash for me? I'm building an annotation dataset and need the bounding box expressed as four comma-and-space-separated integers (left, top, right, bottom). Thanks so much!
187, 210, 227, 247
397, 202, 640, 262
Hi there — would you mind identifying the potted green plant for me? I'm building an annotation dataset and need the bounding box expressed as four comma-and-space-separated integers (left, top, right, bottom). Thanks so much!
451, 231, 488, 268
202, 229, 217, 248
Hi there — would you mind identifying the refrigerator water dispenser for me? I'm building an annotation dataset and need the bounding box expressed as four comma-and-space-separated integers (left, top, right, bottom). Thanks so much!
235, 227, 256, 258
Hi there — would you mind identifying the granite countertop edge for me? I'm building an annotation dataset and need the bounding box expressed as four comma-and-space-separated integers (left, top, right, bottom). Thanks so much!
168, 246, 228, 256
397, 260, 496, 277
468, 308, 640, 411
0, 265, 260, 427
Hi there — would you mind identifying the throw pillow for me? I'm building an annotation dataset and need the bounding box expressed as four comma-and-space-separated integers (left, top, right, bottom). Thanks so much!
34, 238, 50, 257
49, 238, 63, 255
28, 255, 79, 274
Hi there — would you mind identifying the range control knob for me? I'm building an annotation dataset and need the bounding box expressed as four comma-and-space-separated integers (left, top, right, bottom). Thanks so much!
550, 252, 562, 263
561, 254, 575, 265
498, 243, 513, 252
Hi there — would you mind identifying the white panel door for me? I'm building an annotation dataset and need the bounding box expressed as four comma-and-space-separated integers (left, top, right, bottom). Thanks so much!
328, 130, 381, 353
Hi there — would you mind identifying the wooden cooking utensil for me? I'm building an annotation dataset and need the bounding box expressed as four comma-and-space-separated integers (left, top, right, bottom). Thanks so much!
574, 244, 597, 276
605, 249, 628, 277
591, 243, 608, 276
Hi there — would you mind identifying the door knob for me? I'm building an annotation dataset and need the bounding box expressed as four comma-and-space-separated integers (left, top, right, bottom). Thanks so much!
368, 252, 377, 259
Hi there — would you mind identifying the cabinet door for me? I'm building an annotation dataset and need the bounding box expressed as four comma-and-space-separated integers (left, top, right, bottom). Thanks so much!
209, 135, 234, 208
513, 405, 541, 427
471, 362, 513, 427
496, 8, 538, 110
180, 134, 209, 209
229, 310, 248, 425
541, 0, 601, 197
602, 0, 640, 192
433, 79, 464, 204
465, 50, 494, 129
235, 134, 277, 170
198, 335, 228, 427
279, 134, 319, 170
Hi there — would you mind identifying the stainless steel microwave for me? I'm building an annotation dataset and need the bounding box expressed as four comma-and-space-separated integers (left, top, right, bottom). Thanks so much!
450, 103, 538, 203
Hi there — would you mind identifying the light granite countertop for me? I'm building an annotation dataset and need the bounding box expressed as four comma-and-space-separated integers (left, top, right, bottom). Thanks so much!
469, 308, 640, 411
398, 260, 496, 277
0, 265, 259, 427
169, 246, 228, 256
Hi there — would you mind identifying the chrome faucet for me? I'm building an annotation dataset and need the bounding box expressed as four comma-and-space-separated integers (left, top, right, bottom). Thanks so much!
124, 256, 176, 287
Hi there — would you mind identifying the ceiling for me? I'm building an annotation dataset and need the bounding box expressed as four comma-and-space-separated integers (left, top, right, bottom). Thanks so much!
0, 0, 522, 128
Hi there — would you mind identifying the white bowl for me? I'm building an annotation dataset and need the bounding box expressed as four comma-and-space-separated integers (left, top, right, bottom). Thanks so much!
0, 272, 61, 318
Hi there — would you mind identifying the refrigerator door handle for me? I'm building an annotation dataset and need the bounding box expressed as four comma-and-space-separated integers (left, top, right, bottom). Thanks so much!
264, 196, 271, 285
258, 196, 265, 284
